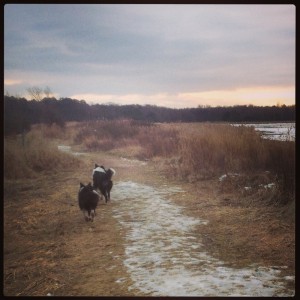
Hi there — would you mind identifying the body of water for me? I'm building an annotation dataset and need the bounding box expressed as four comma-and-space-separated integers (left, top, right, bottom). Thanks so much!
232, 123, 295, 141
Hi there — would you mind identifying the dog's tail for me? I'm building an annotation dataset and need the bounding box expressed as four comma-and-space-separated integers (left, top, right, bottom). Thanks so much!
109, 168, 116, 176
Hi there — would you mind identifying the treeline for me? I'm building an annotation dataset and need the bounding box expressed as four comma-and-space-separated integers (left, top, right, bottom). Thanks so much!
4, 96, 295, 135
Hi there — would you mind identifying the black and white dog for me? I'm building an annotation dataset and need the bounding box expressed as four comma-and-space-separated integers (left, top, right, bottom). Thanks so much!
78, 182, 101, 222
92, 164, 116, 203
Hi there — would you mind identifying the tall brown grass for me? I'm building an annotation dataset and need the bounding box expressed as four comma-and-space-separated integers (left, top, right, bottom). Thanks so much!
71, 120, 294, 204
72, 119, 179, 156
4, 130, 81, 179
31, 123, 69, 140
73, 120, 138, 151
264, 139, 295, 197
9, 120, 293, 204
172, 123, 294, 203
177, 124, 269, 177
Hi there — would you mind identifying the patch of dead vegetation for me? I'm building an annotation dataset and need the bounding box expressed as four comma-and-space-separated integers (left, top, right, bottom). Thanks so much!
3, 161, 144, 296
4, 123, 295, 296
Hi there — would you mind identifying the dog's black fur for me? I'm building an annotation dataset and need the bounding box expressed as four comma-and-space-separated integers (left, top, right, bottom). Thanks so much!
78, 182, 100, 222
92, 164, 116, 203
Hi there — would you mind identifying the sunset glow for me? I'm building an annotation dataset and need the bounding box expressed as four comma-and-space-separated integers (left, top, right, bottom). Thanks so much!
4, 4, 295, 108
72, 85, 294, 108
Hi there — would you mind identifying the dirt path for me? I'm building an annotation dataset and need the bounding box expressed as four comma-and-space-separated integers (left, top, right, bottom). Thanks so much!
3, 147, 295, 296
111, 180, 293, 296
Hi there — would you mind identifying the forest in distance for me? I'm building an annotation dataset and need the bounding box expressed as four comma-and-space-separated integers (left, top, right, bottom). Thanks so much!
4, 95, 295, 135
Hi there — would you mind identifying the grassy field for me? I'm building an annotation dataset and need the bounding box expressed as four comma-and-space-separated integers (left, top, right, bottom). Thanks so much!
67, 120, 295, 205
5, 120, 295, 199
3, 120, 295, 296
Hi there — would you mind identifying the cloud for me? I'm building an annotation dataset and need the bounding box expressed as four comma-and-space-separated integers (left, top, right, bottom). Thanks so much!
4, 4, 295, 107
4, 79, 23, 86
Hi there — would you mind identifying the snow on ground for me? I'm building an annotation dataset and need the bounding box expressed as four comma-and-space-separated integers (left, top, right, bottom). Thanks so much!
112, 181, 294, 297
120, 157, 148, 166
57, 145, 85, 156
219, 173, 276, 191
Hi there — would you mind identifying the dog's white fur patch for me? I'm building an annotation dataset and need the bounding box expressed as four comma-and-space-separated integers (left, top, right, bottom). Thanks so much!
109, 168, 116, 176
92, 190, 101, 197
92, 166, 106, 176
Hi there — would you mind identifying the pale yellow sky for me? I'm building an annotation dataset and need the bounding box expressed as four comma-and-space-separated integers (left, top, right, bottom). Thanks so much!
71, 85, 295, 108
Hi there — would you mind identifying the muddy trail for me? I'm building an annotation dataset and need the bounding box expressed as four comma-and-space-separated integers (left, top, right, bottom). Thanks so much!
4, 147, 295, 297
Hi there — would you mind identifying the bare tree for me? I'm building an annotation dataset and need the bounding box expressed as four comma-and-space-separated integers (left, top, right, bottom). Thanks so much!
44, 86, 52, 98
27, 86, 43, 101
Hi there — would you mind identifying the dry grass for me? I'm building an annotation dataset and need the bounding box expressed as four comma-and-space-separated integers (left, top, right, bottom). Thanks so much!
6, 120, 294, 204
3, 173, 138, 296
64, 120, 295, 204
160, 123, 294, 205
72, 120, 140, 151
3, 122, 295, 296
31, 123, 69, 140
4, 130, 81, 179
72, 120, 179, 158
175, 123, 269, 175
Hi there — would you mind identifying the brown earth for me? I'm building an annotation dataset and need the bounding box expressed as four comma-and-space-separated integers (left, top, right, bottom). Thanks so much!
3, 148, 295, 296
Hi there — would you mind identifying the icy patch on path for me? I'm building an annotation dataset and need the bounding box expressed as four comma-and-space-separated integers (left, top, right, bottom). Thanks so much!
112, 181, 294, 296
57, 145, 85, 156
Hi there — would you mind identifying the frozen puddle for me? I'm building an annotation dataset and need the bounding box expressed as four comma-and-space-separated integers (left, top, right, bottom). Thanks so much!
112, 181, 294, 296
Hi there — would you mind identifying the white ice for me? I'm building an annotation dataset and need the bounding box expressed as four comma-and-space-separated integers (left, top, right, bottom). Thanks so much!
231, 123, 295, 141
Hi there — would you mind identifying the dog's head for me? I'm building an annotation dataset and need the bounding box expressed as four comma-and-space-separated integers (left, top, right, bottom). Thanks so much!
94, 163, 105, 170
79, 182, 93, 193
79, 182, 101, 198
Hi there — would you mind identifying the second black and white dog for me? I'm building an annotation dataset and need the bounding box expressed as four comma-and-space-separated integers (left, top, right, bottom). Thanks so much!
78, 182, 100, 222
92, 164, 116, 203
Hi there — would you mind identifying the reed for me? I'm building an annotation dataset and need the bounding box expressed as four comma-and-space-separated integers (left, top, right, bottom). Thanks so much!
177, 124, 269, 177
172, 123, 294, 203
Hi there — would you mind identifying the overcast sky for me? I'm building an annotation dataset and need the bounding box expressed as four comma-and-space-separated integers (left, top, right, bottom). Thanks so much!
4, 4, 295, 108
